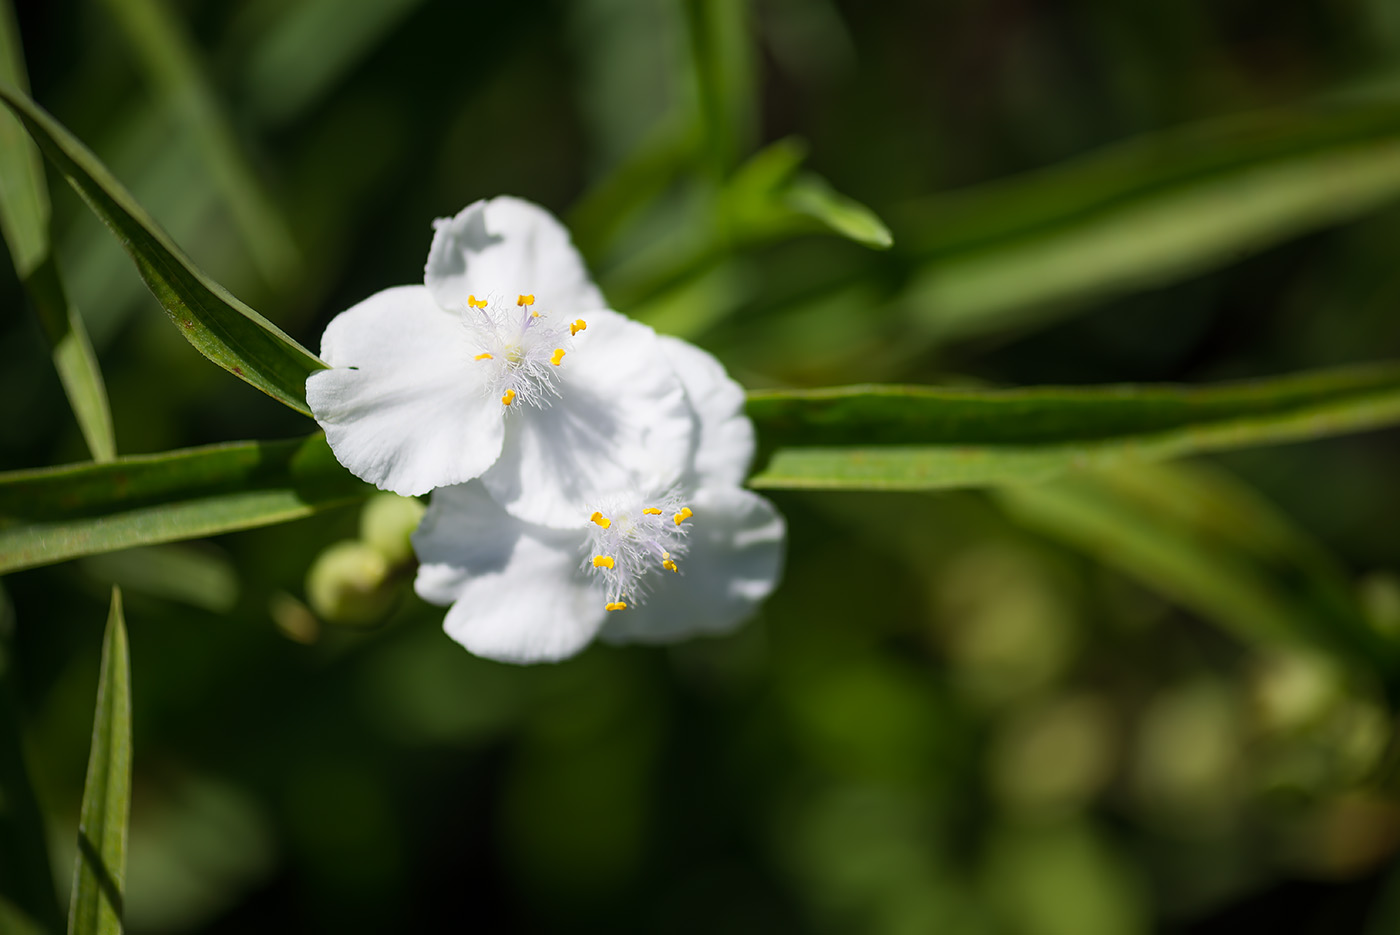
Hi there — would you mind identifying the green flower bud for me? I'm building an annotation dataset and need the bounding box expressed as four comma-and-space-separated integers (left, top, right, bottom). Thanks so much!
359, 494, 426, 567
306, 540, 397, 626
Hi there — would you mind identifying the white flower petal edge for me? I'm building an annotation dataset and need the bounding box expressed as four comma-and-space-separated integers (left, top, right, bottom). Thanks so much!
414, 483, 606, 664
306, 286, 504, 497
480, 308, 697, 529
598, 485, 785, 645
657, 335, 754, 488
425, 196, 606, 314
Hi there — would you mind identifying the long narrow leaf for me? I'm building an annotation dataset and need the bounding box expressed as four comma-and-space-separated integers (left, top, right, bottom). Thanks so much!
0, 435, 370, 573
0, 83, 325, 416
67, 587, 130, 935
0, 2, 115, 461
746, 362, 1400, 489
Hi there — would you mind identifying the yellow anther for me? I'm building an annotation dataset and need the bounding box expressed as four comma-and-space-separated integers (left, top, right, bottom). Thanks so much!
593, 555, 615, 569
550, 348, 566, 366
673, 507, 693, 525
531, 311, 540, 318
468, 295, 488, 308
642, 507, 662, 515
662, 551, 678, 573
501, 389, 516, 406
570, 319, 587, 336
474, 352, 493, 360
517, 294, 535, 306
590, 511, 611, 529
605, 601, 627, 612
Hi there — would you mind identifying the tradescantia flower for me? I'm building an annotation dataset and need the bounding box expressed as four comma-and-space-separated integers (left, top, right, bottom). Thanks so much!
412, 337, 786, 663
306, 197, 694, 526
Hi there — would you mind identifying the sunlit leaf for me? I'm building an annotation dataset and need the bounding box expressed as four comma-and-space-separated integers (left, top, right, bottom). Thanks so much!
0, 2, 115, 461
0, 84, 325, 416
0, 435, 370, 573
746, 362, 1400, 489
67, 587, 130, 935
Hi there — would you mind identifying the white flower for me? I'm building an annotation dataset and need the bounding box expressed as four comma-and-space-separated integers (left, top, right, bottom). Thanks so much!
411, 337, 786, 664
305, 197, 695, 527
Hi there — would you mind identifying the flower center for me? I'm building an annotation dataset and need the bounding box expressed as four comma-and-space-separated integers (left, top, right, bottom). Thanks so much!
582, 492, 694, 611
462, 293, 583, 409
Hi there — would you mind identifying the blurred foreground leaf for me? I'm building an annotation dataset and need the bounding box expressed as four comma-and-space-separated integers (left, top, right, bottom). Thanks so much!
747, 363, 1400, 489
902, 104, 1400, 344
100, 0, 300, 289
0, 435, 370, 573
0, 84, 324, 415
996, 463, 1400, 683
67, 587, 130, 935
0, 2, 115, 461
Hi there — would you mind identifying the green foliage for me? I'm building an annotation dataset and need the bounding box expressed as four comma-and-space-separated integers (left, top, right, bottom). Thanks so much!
67, 588, 130, 935
0, 84, 323, 416
0, 435, 370, 573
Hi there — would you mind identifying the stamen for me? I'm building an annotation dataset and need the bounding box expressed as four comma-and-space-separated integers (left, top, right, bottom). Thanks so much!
642, 507, 662, 515
468, 295, 488, 308
501, 389, 516, 406
517, 294, 535, 306
605, 601, 628, 612
673, 507, 693, 525
550, 348, 566, 366
662, 551, 678, 573
593, 555, 615, 569
474, 352, 493, 360
590, 512, 611, 529
570, 319, 587, 337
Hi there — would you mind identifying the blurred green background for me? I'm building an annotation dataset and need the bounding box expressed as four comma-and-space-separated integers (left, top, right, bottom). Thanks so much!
5, 0, 1400, 931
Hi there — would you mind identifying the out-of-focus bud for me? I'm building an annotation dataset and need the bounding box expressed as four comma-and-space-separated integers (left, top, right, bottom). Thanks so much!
306, 540, 396, 626
359, 494, 426, 567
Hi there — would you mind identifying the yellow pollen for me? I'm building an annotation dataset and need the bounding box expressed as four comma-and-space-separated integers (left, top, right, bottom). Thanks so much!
593, 555, 615, 569
468, 295, 488, 308
531, 311, 540, 318
590, 511, 611, 529
570, 319, 587, 336
605, 601, 627, 612
501, 389, 516, 406
673, 507, 693, 525
474, 352, 493, 360
642, 507, 662, 515
517, 294, 535, 306
662, 551, 678, 573
551, 348, 566, 366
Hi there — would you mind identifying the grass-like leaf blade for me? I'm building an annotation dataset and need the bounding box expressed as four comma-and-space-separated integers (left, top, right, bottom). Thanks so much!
747, 362, 1400, 489
0, 83, 325, 416
67, 587, 130, 935
0, 435, 371, 573
0, 1, 115, 461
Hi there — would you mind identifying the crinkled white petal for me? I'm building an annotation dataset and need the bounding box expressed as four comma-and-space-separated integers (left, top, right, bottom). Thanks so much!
424, 196, 606, 314
599, 486, 785, 645
306, 286, 504, 497
657, 335, 755, 487
413, 482, 604, 664
480, 309, 697, 529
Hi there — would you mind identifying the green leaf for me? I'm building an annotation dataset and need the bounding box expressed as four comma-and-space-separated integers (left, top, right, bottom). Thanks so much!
67, 587, 130, 935
0, 592, 63, 935
0, 434, 371, 573
99, 0, 301, 289
0, 83, 325, 416
682, 0, 755, 175
901, 104, 1400, 343
745, 362, 1400, 489
0, 1, 115, 461
993, 463, 1400, 682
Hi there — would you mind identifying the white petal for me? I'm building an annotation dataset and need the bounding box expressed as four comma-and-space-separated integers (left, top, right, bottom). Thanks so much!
600, 486, 785, 644
480, 309, 697, 528
658, 335, 755, 487
306, 287, 505, 496
413, 483, 605, 664
424, 196, 606, 314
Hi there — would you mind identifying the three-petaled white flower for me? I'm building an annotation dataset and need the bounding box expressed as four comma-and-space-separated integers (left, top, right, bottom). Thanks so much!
412, 335, 786, 663
306, 196, 695, 527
